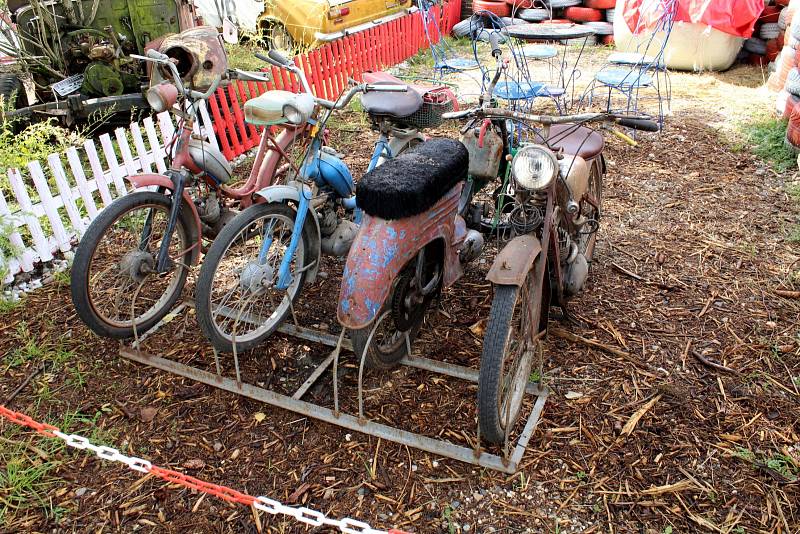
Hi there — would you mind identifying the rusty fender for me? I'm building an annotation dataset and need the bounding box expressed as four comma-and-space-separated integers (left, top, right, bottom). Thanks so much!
337, 185, 463, 330
486, 234, 542, 286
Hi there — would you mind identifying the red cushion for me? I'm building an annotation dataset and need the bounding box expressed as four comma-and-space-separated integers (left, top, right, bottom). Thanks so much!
760, 6, 781, 24
784, 94, 800, 119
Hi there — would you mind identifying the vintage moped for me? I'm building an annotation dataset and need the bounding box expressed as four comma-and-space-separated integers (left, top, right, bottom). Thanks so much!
194, 50, 458, 353
337, 35, 658, 445
70, 31, 309, 339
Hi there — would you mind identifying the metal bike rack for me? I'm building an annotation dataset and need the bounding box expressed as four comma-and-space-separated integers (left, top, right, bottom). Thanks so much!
120, 302, 548, 474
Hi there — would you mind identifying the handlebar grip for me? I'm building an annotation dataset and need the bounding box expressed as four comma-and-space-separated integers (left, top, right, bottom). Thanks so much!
488, 31, 502, 58
442, 109, 471, 120
255, 52, 283, 68
268, 49, 291, 66
616, 117, 660, 132
146, 49, 168, 61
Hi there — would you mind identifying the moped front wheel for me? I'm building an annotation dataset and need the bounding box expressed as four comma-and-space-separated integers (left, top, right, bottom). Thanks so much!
71, 191, 193, 339
196, 203, 308, 353
478, 269, 542, 444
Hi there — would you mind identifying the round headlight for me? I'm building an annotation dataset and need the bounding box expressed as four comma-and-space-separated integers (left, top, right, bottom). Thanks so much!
283, 103, 304, 125
511, 145, 558, 190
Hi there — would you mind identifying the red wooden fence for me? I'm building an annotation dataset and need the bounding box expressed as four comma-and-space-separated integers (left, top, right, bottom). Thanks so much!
209, 0, 462, 160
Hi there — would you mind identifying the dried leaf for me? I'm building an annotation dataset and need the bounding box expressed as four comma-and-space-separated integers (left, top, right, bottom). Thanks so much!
621, 395, 662, 436
469, 319, 486, 336
288, 482, 312, 503
182, 458, 205, 470
565, 391, 584, 400
139, 406, 159, 423
639, 479, 697, 495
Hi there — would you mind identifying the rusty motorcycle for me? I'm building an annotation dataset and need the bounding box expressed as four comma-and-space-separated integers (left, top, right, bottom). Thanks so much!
337, 35, 658, 444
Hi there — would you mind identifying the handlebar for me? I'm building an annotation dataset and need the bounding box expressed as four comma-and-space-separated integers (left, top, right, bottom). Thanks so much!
255, 51, 283, 68
132, 52, 221, 102
441, 108, 660, 137
146, 49, 169, 61
616, 116, 660, 132
268, 49, 291, 66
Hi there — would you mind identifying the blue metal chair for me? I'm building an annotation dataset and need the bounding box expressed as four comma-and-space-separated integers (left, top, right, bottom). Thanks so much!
583, 0, 676, 127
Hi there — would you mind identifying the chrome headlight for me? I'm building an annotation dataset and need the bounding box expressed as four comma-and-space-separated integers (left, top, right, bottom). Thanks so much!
511, 145, 558, 191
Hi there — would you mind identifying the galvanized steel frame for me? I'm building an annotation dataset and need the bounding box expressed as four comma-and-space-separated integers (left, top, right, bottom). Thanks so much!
119, 305, 548, 474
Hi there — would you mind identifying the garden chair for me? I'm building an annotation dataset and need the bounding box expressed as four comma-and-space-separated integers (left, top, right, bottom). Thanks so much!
583, 0, 677, 127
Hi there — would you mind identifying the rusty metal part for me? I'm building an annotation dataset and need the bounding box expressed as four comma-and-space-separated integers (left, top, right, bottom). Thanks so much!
486, 234, 543, 286
157, 26, 227, 92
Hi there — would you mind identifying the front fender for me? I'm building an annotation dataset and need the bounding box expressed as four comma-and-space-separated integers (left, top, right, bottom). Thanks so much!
486, 234, 542, 286
127, 174, 202, 265
253, 183, 321, 284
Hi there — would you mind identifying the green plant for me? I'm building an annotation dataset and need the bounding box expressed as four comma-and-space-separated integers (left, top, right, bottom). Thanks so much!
441, 505, 455, 534
0, 295, 22, 315
576, 470, 587, 481
740, 117, 796, 172
662, 526, 673, 534
788, 225, 800, 244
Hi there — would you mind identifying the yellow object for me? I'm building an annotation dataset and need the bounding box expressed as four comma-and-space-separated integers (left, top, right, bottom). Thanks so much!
260, 0, 414, 50
609, 127, 638, 147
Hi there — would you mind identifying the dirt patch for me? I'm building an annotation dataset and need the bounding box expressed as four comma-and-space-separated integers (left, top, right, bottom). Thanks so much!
1, 57, 799, 534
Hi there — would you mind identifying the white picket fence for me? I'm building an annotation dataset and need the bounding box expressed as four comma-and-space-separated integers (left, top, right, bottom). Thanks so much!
0, 102, 218, 285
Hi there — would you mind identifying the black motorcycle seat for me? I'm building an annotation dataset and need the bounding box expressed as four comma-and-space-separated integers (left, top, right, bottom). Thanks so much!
360, 81, 424, 119
357, 138, 469, 220
546, 124, 604, 160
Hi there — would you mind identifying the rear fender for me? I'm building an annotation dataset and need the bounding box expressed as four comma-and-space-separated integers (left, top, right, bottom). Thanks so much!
127, 174, 202, 265
337, 216, 445, 330
486, 234, 542, 286
253, 183, 321, 284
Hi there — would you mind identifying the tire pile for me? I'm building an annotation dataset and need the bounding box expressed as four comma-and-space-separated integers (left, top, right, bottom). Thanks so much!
756, 0, 800, 151
456, 0, 616, 45
743, 0, 794, 67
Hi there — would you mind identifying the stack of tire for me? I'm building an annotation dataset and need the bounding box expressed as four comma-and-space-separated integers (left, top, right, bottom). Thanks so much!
778, 1, 800, 152
562, 0, 616, 45
455, 0, 616, 45
745, 1, 794, 67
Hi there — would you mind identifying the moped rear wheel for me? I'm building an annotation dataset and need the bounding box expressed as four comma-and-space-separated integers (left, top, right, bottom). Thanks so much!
196, 203, 308, 353
71, 191, 193, 339
478, 269, 542, 444
349, 268, 434, 370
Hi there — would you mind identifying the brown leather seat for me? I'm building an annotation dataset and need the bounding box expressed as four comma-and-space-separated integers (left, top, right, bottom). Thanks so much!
546, 124, 604, 160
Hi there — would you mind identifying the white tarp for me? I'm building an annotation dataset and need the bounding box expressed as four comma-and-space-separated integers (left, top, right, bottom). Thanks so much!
193, 0, 265, 34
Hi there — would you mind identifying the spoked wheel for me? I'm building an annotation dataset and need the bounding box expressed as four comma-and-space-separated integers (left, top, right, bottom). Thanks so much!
578, 158, 604, 261
196, 203, 309, 353
478, 268, 543, 444
350, 259, 440, 370
71, 191, 193, 338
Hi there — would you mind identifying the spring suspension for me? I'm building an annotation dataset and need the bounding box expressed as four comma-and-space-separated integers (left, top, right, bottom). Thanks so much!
558, 227, 579, 263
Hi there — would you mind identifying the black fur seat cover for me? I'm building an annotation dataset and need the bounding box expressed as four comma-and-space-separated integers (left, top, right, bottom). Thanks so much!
357, 138, 469, 220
